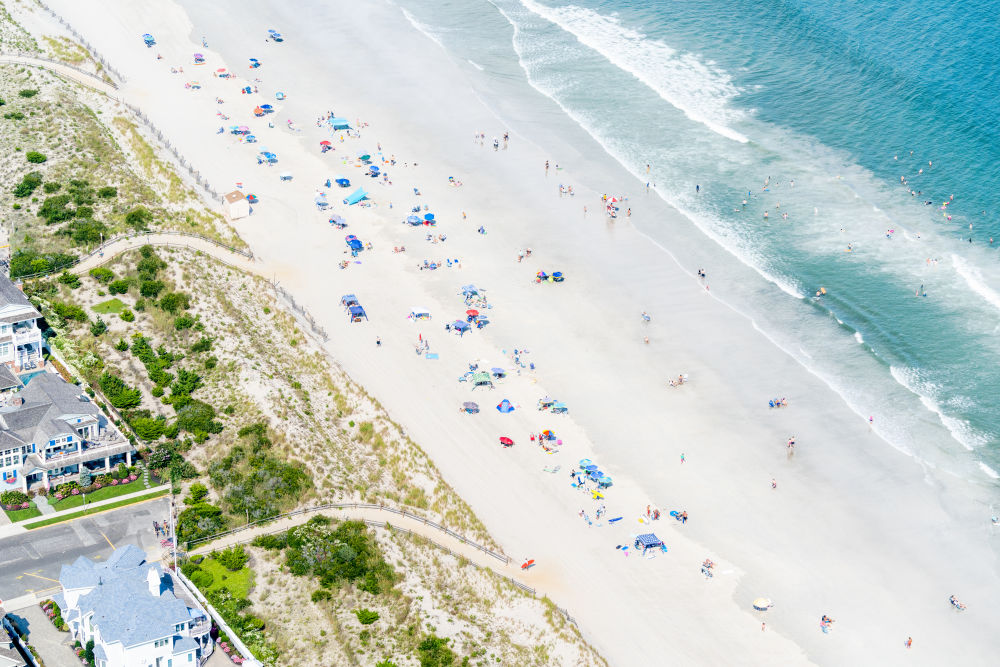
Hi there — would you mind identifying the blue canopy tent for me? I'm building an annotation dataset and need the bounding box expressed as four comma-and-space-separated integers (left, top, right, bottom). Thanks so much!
142, 33, 156, 46
340, 294, 359, 308
424, 213, 435, 222
496, 399, 515, 414
551, 401, 568, 414
348, 305, 367, 322
460, 285, 479, 296
369, 165, 380, 177
405, 215, 422, 226
347, 239, 363, 251
329, 117, 351, 130
634, 533, 663, 553
343, 188, 368, 205
314, 193, 328, 209
335, 176, 351, 188
450, 320, 470, 336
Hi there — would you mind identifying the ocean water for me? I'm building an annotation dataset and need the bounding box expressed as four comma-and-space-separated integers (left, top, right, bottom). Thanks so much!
390, 0, 1000, 479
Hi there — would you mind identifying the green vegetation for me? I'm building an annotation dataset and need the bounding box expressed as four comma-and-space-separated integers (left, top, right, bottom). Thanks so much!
355, 609, 380, 625
18, 89, 38, 98
417, 636, 456, 667
57, 271, 81, 289
208, 423, 308, 522
12, 171, 41, 198
9, 248, 75, 278
99, 372, 142, 409
254, 517, 396, 595
89, 267, 114, 283
50, 480, 149, 512
176, 501, 227, 543
24, 489, 169, 529
92, 297, 124, 314
25, 150, 46, 163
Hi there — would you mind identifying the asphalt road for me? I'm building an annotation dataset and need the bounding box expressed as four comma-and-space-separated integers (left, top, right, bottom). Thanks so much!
0, 497, 170, 601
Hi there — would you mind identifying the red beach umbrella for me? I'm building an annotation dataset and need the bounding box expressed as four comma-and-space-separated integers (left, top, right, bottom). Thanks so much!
466, 309, 479, 317
320, 140, 332, 146
499, 437, 514, 447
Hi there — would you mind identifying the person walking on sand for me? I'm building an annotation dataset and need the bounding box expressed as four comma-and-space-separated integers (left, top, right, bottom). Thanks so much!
771, 478, 777, 489
680, 452, 685, 464
905, 637, 912, 649
376, 336, 381, 348
545, 160, 549, 174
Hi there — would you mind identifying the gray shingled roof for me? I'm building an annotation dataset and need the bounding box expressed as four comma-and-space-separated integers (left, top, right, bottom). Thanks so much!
60, 545, 206, 650
0, 365, 22, 391
0, 374, 98, 447
0, 276, 33, 310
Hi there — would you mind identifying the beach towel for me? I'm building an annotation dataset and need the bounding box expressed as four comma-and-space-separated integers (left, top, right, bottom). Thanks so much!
425, 353, 439, 359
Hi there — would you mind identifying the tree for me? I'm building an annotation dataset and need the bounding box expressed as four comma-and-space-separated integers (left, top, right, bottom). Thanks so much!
159, 292, 190, 313
90, 317, 107, 337
131, 417, 164, 440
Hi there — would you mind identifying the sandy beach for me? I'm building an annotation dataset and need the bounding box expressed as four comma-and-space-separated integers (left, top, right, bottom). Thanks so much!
34, 0, 1000, 664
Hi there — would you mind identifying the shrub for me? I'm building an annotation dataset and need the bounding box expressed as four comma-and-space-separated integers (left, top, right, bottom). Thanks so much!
170, 369, 202, 398
37, 194, 74, 223
0, 490, 30, 506
79, 470, 93, 487
151, 385, 164, 397
90, 317, 107, 337
18, 89, 38, 98
99, 372, 142, 409
9, 249, 75, 278
176, 400, 221, 434
114, 338, 129, 351
13, 171, 42, 198
186, 482, 209, 504
74, 205, 93, 219
120, 309, 135, 322
51, 302, 88, 322
89, 267, 114, 283
140, 280, 164, 298
159, 292, 190, 313
125, 206, 153, 230
176, 502, 227, 542
204, 356, 217, 370
43, 181, 61, 193
355, 609, 379, 625
417, 636, 456, 667
25, 151, 46, 163
131, 417, 164, 440
3, 111, 25, 120
311, 589, 331, 603
180, 560, 200, 578
191, 337, 212, 353
98, 186, 117, 198
174, 315, 194, 330
63, 219, 107, 245
190, 570, 214, 589
57, 271, 81, 289
107, 279, 131, 295
216, 545, 249, 572
273, 518, 394, 594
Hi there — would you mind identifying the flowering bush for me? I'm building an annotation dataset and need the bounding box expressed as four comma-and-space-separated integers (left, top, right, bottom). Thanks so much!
54, 493, 63, 500
94, 483, 102, 489
129, 473, 138, 481
71, 488, 80, 495
110, 479, 118, 486
20, 501, 29, 509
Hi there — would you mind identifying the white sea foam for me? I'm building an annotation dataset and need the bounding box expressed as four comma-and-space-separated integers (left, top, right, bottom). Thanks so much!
978, 462, 1000, 479
516, 0, 748, 143
467, 59, 485, 71
400, 7, 446, 50
952, 253, 1000, 315
854, 331, 864, 344
890, 366, 986, 451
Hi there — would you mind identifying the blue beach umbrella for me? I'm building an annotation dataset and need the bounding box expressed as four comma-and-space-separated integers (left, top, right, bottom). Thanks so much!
424, 213, 435, 221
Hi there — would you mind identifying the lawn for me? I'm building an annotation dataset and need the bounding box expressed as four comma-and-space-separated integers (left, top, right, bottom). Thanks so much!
50, 480, 148, 512
25, 489, 168, 530
91, 298, 125, 314
2, 501, 42, 522
199, 557, 254, 599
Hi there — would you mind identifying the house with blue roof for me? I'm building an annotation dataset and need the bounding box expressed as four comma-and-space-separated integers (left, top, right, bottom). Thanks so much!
55, 544, 213, 667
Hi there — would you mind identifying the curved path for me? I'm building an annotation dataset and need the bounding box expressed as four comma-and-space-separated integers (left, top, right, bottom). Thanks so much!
72, 232, 261, 276
187, 505, 546, 599
0, 53, 118, 95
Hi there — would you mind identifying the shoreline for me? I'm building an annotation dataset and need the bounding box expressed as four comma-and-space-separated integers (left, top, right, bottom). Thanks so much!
36, 0, 1000, 665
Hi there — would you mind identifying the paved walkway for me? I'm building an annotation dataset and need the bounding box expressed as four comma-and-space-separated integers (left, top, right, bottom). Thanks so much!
9, 605, 80, 667
72, 233, 261, 277
32, 495, 54, 516
191, 506, 530, 589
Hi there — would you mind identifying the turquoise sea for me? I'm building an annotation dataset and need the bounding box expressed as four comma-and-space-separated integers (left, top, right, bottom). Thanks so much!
391, 0, 1000, 480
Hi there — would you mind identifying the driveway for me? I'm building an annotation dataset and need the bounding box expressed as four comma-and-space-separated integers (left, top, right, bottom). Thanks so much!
4, 605, 79, 667
0, 497, 170, 601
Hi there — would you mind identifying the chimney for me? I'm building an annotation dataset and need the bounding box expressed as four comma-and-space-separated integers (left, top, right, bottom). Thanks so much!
146, 567, 162, 597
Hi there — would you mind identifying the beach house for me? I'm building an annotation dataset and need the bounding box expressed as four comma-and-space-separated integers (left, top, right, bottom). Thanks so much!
0, 372, 132, 491
0, 275, 44, 373
55, 545, 214, 667
224, 190, 250, 220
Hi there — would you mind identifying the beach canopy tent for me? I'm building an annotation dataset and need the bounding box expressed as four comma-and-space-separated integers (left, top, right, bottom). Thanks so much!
142, 33, 155, 45
340, 294, 360, 308
276, 91, 286, 100
451, 320, 470, 335
634, 533, 663, 552
460, 285, 479, 296
330, 117, 351, 130
335, 177, 351, 188
329, 214, 346, 226
551, 401, 568, 414
409, 307, 431, 320
424, 213, 435, 221
347, 239, 363, 251
344, 188, 368, 206
348, 305, 367, 322
405, 215, 422, 226
496, 399, 515, 414
462, 401, 479, 413
471, 372, 493, 390
314, 193, 328, 208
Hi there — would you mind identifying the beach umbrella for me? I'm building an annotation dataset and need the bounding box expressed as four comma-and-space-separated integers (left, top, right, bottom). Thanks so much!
246, 134, 256, 142
193, 53, 203, 59
238, 125, 249, 132
579, 458, 593, 468
216, 68, 227, 73
752, 598, 773, 611
336, 178, 351, 187
490, 367, 504, 374
267, 29, 278, 34
320, 140, 332, 146
357, 151, 371, 160
499, 436, 514, 446
424, 213, 435, 221
462, 401, 478, 412
466, 309, 479, 317
496, 399, 515, 414
406, 215, 421, 224
261, 104, 273, 111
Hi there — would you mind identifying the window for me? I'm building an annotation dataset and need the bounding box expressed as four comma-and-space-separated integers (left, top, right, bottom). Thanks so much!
154, 638, 169, 648
188, 654, 193, 662
0, 342, 9, 357
174, 622, 186, 631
